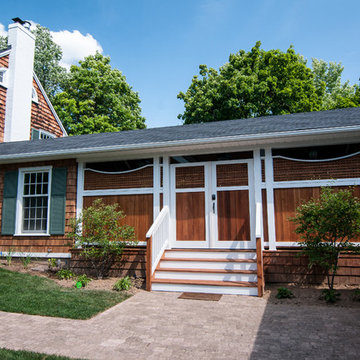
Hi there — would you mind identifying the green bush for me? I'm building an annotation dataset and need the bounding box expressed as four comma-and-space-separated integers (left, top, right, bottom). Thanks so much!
20, 255, 32, 269
68, 199, 137, 279
291, 187, 360, 292
276, 287, 294, 299
352, 289, 360, 301
113, 276, 132, 291
75, 274, 92, 288
57, 269, 75, 280
48, 258, 57, 269
321, 289, 341, 303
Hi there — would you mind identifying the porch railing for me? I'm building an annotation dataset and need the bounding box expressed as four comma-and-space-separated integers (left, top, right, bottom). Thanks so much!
145, 206, 170, 291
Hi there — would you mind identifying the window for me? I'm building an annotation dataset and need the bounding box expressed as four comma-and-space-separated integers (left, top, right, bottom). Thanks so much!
16, 168, 51, 235
31, 86, 38, 103
0, 68, 8, 87
40, 130, 55, 139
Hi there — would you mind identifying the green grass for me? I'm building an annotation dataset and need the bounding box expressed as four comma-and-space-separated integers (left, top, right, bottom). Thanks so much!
0, 348, 81, 360
0, 268, 130, 319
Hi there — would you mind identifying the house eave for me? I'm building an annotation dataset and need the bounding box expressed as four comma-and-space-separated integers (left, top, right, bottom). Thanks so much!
1, 125, 360, 164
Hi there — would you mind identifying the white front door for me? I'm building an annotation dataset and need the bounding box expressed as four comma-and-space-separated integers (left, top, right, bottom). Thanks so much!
170, 160, 255, 249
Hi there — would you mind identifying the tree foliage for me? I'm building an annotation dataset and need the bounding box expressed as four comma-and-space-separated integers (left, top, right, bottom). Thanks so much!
312, 58, 359, 110
32, 25, 67, 99
68, 199, 136, 279
291, 187, 360, 292
178, 42, 321, 124
53, 53, 146, 135
0, 35, 7, 50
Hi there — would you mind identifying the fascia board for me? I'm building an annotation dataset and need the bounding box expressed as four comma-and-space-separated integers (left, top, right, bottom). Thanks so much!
1, 124, 360, 163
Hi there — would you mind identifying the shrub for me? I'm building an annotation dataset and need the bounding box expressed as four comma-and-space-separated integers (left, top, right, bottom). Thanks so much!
20, 255, 32, 269
291, 187, 360, 294
353, 289, 360, 302
57, 269, 75, 280
68, 199, 136, 279
276, 287, 294, 299
113, 276, 132, 291
48, 258, 57, 269
321, 289, 341, 303
75, 274, 92, 288
6, 248, 15, 266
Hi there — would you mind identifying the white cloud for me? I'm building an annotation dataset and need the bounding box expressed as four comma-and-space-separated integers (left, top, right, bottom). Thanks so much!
0, 23, 7, 37
0, 22, 103, 69
51, 29, 103, 70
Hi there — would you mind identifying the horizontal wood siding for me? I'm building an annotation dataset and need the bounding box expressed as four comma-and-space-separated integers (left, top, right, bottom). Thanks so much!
176, 192, 206, 241
273, 154, 360, 181
274, 186, 360, 242
216, 163, 248, 186
70, 247, 146, 278
264, 250, 360, 285
83, 194, 153, 242
217, 190, 250, 241
84, 166, 153, 190
0, 159, 77, 253
30, 79, 64, 138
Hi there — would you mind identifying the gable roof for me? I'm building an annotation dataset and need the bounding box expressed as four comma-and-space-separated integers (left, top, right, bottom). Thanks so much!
0, 107, 360, 162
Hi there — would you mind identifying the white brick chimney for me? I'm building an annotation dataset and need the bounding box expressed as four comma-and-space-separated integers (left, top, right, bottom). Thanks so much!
3, 21, 35, 142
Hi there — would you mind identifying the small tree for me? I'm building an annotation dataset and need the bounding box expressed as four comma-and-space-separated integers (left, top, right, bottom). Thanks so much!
68, 199, 136, 279
291, 187, 360, 294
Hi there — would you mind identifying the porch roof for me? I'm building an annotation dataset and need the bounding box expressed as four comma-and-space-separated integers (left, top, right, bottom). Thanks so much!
1, 107, 360, 162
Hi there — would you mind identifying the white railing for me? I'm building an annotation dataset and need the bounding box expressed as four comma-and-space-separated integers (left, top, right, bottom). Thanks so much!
145, 206, 170, 287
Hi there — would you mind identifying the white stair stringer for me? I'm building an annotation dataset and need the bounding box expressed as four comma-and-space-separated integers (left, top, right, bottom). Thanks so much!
151, 249, 259, 296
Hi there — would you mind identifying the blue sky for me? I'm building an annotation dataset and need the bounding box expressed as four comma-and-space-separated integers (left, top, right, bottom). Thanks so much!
1, 0, 359, 128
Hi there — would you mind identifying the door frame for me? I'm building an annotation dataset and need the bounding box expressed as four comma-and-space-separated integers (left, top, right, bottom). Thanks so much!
170, 159, 255, 249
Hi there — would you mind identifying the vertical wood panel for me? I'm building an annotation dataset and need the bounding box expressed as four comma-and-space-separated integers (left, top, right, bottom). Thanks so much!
176, 192, 205, 241
217, 190, 250, 241
83, 194, 153, 242
274, 186, 360, 242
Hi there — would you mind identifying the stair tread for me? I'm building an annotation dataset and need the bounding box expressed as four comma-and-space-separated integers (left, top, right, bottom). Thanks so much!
166, 249, 255, 252
156, 268, 257, 274
161, 257, 256, 263
152, 278, 257, 287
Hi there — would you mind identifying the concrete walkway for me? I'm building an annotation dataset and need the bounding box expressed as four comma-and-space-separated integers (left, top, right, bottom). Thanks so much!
0, 291, 359, 360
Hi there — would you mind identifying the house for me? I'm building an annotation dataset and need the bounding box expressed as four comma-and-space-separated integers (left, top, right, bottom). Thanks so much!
0, 19, 66, 143
1, 104, 360, 295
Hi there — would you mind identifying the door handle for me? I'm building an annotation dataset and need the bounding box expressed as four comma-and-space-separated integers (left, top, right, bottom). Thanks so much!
213, 202, 215, 213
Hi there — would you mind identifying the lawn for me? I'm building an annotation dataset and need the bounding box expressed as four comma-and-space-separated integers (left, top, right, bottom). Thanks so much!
0, 348, 82, 360
0, 268, 130, 319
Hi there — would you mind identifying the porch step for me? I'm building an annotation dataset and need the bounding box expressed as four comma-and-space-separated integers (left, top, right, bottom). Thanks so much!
154, 270, 257, 282
152, 249, 259, 296
164, 250, 256, 260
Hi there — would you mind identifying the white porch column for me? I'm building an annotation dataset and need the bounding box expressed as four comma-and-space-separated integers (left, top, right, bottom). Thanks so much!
153, 157, 161, 221
162, 156, 171, 248
264, 148, 277, 250
253, 149, 263, 248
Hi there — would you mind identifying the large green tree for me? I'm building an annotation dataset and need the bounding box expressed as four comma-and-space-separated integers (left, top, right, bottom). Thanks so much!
0, 25, 66, 100
53, 52, 146, 135
312, 58, 359, 110
32, 25, 67, 99
178, 42, 321, 124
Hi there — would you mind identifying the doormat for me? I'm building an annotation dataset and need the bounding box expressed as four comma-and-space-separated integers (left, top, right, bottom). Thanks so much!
178, 292, 222, 301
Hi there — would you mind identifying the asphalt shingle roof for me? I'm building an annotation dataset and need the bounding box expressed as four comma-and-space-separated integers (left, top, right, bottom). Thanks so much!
0, 107, 360, 158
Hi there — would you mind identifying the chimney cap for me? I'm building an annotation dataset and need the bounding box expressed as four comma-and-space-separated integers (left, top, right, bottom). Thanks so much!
12, 17, 31, 30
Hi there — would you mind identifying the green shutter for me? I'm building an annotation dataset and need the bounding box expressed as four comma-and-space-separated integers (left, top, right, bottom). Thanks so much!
49, 168, 67, 235
1, 171, 18, 235
31, 129, 40, 140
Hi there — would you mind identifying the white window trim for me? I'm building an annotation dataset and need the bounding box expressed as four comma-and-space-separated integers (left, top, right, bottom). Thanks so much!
15, 166, 52, 236
0, 67, 8, 88
39, 129, 56, 139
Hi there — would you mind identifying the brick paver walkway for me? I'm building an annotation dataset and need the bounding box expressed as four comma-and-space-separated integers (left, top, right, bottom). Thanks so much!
0, 291, 359, 359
